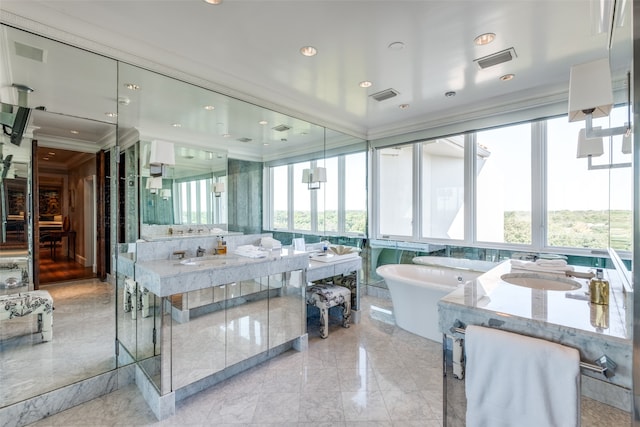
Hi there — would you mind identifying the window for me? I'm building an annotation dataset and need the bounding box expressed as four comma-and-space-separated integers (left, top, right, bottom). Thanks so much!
344, 152, 367, 234
546, 106, 632, 251
271, 165, 288, 229
421, 138, 465, 240
266, 152, 367, 236
372, 107, 630, 254
378, 145, 413, 237
476, 123, 532, 245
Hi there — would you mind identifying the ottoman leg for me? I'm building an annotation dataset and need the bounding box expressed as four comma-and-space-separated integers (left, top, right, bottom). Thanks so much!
342, 299, 351, 328
319, 307, 329, 339
123, 287, 131, 312
39, 312, 53, 341
141, 289, 150, 318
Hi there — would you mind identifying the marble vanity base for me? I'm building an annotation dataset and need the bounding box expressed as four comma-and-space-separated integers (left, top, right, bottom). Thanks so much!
137, 337, 307, 421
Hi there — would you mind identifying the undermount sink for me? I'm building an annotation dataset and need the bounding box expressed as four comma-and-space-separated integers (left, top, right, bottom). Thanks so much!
180, 255, 227, 267
500, 273, 581, 291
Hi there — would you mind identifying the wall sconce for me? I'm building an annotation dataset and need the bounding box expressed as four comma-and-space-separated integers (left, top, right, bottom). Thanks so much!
577, 127, 631, 170
160, 189, 171, 200
146, 176, 163, 194
213, 182, 225, 197
149, 139, 176, 177
568, 58, 630, 139
302, 167, 327, 190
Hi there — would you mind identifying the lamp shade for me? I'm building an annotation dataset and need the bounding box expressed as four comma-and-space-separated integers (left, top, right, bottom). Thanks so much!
146, 176, 163, 190
213, 182, 225, 195
149, 140, 176, 165
622, 133, 632, 154
301, 167, 327, 184
160, 189, 171, 199
568, 58, 614, 122
577, 127, 604, 158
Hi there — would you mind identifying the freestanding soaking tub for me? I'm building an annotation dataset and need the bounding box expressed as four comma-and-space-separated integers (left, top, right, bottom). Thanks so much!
375, 263, 484, 342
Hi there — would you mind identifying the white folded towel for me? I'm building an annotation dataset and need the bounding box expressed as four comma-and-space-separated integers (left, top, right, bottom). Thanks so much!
536, 259, 568, 267
465, 325, 580, 427
510, 259, 574, 273
234, 245, 268, 258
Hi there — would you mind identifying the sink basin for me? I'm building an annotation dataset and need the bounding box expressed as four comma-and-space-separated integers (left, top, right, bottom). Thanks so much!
180, 255, 227, 267
500, 273, 581, 291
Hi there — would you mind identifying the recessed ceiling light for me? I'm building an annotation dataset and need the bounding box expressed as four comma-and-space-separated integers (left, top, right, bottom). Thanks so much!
43, 157, 50, 161
223, 133, 231, 138
445, 91, 456, 97
259, 120, 268, 125
48, 152, 55, 156
499, 73, 515, 81
359, 81, 372, 88
70, 130, 79, 134
398, 104, 410, 110
203, 0, 222, 4
105, 112, 117, 118
263, 143, 269, 146
388, 41, 405, 50
124, 83, 140, 90
204, 105, 215, 110
300, 46, 317, 57
474, 33, 496, 46
172, 123, 182, 128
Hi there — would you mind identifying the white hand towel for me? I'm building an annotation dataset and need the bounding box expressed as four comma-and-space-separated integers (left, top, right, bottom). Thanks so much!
510, 259, 574, 273
465, 325, 580, 427
536, 259, 568, 267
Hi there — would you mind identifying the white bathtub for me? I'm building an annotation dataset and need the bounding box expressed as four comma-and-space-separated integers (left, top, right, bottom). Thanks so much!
375, 263, 484, 342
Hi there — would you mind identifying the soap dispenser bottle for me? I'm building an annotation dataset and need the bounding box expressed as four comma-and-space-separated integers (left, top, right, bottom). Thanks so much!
217, 236, 227, 255
589, 268, 609, 305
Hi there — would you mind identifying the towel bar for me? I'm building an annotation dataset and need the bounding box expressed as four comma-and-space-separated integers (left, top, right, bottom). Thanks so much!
449, 326, 616, 378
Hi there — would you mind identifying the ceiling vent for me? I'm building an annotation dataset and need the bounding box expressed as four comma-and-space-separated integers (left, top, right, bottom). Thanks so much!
474, 47, 517, 69
370, 88, 399, 102
14, 42, 45, 62
237, 137, 252, 143
272, 124, 291, 132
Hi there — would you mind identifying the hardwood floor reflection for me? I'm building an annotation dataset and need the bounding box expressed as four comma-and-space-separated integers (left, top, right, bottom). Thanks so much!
39, 244, 95, 284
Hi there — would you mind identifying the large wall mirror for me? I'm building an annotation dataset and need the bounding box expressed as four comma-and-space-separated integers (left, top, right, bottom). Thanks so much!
0, 24, 118, 409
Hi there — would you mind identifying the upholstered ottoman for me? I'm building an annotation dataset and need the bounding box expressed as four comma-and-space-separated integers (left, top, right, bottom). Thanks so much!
306, 284, 351, 339
0, 290, 54, 341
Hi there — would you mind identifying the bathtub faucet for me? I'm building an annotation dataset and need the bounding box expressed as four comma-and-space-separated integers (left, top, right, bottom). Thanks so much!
196, 246, 206, 257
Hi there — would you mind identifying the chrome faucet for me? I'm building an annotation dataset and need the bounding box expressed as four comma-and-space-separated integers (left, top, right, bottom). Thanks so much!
196, 246, 206, 257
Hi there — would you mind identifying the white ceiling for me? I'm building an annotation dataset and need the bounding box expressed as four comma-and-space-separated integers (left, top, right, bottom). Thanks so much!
0, 0, 633, 158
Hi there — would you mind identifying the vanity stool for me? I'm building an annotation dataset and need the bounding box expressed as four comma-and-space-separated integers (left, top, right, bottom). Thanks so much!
306, 284, 351, 339
0, 290, 54, 341
124, 277, 150, 319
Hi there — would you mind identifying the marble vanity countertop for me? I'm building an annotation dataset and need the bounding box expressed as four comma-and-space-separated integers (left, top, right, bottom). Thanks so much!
135, 248, 309, 297
439, 260, 630, 341
439, 260, 634, 395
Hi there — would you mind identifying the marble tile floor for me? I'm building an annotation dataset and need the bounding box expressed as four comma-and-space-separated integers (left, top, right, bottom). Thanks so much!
25, 294, 629, 426
0, 279, 115, 408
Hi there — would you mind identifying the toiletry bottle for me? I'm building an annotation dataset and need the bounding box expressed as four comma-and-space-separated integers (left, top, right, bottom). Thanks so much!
217, 236, 227, 255
589, 276, 610, 305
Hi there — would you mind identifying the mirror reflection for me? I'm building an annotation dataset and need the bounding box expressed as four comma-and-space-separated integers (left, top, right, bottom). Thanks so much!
0, 24, 118, 409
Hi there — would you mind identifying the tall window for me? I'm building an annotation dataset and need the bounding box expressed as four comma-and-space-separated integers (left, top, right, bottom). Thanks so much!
344, 152, 367, 234
421, 138, 465, 240
378, 145, 413, 237
293, 162, 311, 231
267, 152, 367, 236
476, 123, 532, 245
271, 165, 288, 229
546, 106, 632, 250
